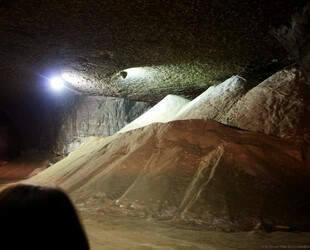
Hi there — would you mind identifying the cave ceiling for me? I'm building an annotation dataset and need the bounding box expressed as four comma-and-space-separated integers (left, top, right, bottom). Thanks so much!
0, 0, 307, 105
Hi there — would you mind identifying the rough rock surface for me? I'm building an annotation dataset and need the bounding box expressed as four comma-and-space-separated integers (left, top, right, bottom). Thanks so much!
6, 95, 150, 161
0, 1, 305, 105
25, 119, 310, 231
220, 65, 310, 138
0, 112, 20, 164
54, 95, 151, 155
173, 76, 256, 121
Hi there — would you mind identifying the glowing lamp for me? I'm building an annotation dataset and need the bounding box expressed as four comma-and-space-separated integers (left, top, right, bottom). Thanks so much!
50, 77, 64, 90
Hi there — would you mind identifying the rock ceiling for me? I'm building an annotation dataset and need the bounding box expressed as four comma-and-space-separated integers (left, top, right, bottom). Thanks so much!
0, 0, 307, 105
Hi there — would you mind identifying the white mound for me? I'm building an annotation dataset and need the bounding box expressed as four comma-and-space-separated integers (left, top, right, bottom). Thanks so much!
173, 75, 255, 121
118, 94, 190, 133
220, 65, 310, 138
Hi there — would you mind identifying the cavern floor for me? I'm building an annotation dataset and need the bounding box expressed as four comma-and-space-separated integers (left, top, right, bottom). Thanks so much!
1, 116, 310, 249
1, 164, 310, 250
82, 213, 310, 250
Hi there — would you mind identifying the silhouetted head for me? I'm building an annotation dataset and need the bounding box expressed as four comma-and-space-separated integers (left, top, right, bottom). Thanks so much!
0, 184, 89, 250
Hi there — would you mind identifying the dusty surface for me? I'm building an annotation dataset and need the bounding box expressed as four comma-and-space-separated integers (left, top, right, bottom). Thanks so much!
0, 153, 49, 187
2, 163, 310, 250
123, 66, 310, 140
119, 95, 189, 133
23, 119, 310, 231
82, 214, 310, 250
173, 76, 256, 121
1, 119, 310, 249
221, 65, 310, 138
173, 66, 310, 139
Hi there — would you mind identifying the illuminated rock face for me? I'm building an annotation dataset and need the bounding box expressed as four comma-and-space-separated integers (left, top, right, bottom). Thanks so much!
4, 96, 150, 162
54, 96, 151, 156
21, 65, 310, 232
0, 1, 302, 104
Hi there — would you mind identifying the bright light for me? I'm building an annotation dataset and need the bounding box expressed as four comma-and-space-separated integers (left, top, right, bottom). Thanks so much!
125, 67, 145, 76
50, 77, 64, 90
116, 67, 148, 82
61, 72, 84, 85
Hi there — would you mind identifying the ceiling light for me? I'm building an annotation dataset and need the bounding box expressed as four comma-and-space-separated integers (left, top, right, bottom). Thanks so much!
50, 77, 64, 90
125, 67, 144, 76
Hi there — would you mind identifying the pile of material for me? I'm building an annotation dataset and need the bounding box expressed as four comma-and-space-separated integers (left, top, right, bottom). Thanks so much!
26, 119, 310, 231
23, 65, 310, 231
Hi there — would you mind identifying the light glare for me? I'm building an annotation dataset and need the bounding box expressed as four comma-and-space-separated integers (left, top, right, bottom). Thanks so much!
50, 77, 64, 90
125, 67, 144, 76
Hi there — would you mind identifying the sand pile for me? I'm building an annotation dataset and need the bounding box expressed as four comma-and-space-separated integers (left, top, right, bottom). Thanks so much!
118, 94, 190, 133
125, 66, 310, 140
117, 76, 254, 134
0, 153, 50, 184
17, 67, 310, 231
220, 65, 310, 138
173, 65, 310, 139
173, 75, 256, 121
25, 119, 310, 231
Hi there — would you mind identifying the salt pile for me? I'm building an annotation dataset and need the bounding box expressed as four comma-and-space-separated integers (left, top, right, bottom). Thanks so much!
118, 76, 254, 133
16, 67, 310, 231
118, 94, 190, 133
220, 65, 310, 138
24, 119, 310, 231
173, 75, 255, 121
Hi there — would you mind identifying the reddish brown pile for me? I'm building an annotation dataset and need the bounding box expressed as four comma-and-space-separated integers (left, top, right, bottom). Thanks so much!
26, 119, 310, 231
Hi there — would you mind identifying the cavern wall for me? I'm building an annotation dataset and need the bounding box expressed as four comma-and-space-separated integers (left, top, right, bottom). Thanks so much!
5, 95, 150, 162
54, 95, 151, 156
0, 111, 20, 164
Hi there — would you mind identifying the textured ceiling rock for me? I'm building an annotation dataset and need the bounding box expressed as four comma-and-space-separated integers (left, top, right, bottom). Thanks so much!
0, 0, 307, 104
6, 94, 150, 162
55, 95, 151, 156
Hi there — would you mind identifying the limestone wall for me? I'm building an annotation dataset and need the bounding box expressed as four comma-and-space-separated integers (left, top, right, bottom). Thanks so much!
6, 95, 150, 162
